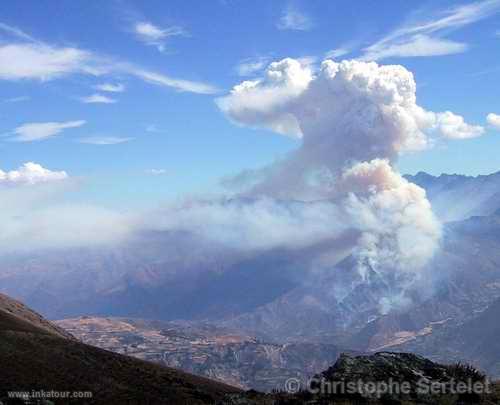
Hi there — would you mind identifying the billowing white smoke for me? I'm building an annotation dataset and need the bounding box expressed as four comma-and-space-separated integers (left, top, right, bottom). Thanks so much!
148, 197, 345, 251
214, 58, 484, 312
339, 159, 441, 277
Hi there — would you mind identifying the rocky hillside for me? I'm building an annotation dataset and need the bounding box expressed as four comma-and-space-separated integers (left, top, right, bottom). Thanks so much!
56, 316, 342, 392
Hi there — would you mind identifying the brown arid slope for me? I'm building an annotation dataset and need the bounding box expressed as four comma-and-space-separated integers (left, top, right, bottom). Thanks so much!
56, 316, 342, 392
0, 293, 240, 404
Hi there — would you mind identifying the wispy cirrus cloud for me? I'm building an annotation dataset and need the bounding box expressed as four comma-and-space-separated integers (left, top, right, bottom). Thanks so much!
0, 22, 218, 94
94, 83, 125, 93
78, 136, 133, 145
3, 96, 30, 103
131, 69, 218, 94
324, 48, 350, 60
146, 168, 168, 175
133, 21, 187, 52
361, 0, 500, 60
0, 22, 37, 42
11, 120, 86, 142
277, 5, 313, 31
80, 93, 117, 104
0, 43, 94, 81
235, 56, 272, 76
145, 124, 163, 133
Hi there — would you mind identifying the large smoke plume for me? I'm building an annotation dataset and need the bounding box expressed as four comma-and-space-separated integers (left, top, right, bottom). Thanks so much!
211, 58, 482, 311
2, 58, 484, 316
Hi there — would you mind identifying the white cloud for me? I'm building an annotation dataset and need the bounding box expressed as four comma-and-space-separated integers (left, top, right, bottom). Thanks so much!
12, 120, 86, 142
80, 93, 117, 104
0, 43, 92, 81
95, 83, 125, 93
134, 21, 187, 52
78, 136, 133, 145
277, 5, 313, 31
361, 0, 500, 60
3, 96, 30, 103
145, 124, 161, 133
0, 162, 68, 185
363, 35, 467, 60
487, 112, 500, 128
131, 69, 219, 94
235, 56, 271, 76
324, 48, 350, 60
0, 22, 37, 42
147, 169, 168, 175
434, 111, 484, 139
296, 55, 317, 69
0, 22, 217, 95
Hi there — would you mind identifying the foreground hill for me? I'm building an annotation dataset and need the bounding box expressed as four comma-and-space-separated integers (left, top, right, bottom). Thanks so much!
0, 294, 239, 404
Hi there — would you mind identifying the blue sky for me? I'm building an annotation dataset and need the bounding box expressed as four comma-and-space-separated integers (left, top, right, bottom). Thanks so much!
1, 0, 500, 207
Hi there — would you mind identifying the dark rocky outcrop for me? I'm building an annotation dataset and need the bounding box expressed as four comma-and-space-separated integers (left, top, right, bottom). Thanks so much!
312, 352, 488, 404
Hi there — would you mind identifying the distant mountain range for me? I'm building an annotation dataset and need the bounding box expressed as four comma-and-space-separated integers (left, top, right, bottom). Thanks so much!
405, 170, 500, 222
2, 170, 500, 383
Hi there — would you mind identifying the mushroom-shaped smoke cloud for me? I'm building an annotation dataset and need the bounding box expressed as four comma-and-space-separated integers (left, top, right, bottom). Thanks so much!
217, 58, 480, 198
214, 58, 482, 311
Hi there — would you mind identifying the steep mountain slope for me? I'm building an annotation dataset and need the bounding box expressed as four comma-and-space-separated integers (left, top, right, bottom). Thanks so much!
382, 295, 500, 379
343, 210, 500, 334
0, 237, 302, 321
0, 294, 240, 404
